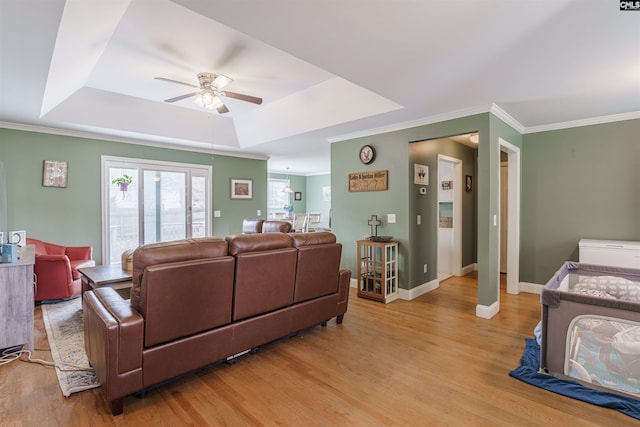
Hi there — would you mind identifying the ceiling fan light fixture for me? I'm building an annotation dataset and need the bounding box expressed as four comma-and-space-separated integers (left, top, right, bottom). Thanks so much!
212, 74, 232, 89
195, 89, 215, 108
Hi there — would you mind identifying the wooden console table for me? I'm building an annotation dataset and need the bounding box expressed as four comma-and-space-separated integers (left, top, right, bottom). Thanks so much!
0, 245, 35, 350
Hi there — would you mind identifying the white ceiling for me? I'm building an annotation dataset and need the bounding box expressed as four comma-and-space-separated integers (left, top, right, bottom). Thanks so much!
1, 0, 639, 175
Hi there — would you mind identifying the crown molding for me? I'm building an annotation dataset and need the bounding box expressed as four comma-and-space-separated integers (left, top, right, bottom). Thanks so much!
0, 121, 270, 161
327, 105, 493, 143
489, 104, 526, 133
522, 110, 640, 134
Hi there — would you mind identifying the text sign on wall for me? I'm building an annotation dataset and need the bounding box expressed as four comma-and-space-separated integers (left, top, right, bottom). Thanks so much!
348, 170, 388, 192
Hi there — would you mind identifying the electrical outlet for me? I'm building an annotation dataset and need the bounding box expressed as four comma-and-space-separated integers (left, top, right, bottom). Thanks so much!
387, 213, 396, 224
214, 210, 221, 218
424, 263, 428, 273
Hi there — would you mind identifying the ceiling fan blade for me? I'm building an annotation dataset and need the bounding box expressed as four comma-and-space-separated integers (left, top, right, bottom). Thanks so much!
213, 74, 233, 89
216, 103, 229, 114
221, 91, 263, 105
164, 92, 198, 103
154, 77, 199, 89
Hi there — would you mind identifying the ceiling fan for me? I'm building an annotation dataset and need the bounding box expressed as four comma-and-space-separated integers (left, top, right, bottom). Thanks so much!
154, 72, 262, 114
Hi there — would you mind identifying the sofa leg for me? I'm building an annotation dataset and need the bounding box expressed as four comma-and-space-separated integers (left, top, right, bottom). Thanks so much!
110, 398, 124, 416
336, 314, 344, 324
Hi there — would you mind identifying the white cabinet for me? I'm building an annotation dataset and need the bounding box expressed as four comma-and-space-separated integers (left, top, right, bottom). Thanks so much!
579, 239, 640, 269
0, 245, 35, 350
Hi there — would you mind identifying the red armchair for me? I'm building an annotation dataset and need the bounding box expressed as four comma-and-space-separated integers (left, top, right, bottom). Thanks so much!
27, 238, 95, 302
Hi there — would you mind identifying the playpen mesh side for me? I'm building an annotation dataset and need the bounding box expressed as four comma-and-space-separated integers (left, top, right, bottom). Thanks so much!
565, 314, 640, 397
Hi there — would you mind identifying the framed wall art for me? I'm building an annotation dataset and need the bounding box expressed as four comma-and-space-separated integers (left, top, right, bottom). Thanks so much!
230, 178, 252, 199
42, 160, 68, 188
294, 191, 302, 201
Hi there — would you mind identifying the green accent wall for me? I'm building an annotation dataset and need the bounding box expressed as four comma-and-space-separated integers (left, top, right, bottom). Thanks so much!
521, 118, 640, 283
332, 112, 521, 308
0, 128, 267, 263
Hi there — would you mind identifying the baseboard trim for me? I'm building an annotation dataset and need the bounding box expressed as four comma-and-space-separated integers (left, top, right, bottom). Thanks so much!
399, 279, 439, 300
461, 263, 477, 275
519, 282, 543, 294
476, 301, 500, 319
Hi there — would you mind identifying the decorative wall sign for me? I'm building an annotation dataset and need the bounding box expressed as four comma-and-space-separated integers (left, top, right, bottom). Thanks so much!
441, 180, 452, 190
414, 164, 429, 185
349, 170, 388, 192
42, 160, 68, 188
230, 178, 252, 199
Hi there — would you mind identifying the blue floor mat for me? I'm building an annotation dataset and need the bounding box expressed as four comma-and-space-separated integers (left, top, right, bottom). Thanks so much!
509, 338, 640, 420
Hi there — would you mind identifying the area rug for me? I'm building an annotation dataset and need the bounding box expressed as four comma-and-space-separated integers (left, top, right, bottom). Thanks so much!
509, 338, 640, 420
41, 297, 100, 396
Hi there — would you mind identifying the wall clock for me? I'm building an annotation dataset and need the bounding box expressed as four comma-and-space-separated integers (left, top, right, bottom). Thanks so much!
359, 145, 376, 164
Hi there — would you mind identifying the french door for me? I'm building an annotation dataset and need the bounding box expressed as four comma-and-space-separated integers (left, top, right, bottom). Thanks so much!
102, 156, 211, 265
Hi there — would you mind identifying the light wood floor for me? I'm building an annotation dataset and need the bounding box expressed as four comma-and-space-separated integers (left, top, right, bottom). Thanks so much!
1, 273, 635, 426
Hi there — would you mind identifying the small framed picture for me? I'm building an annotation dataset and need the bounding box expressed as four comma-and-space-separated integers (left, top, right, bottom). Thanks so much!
294, 191, 302, 201
465, 175, 473, 192
43, 160, 68, 188
230, 178, 252, 199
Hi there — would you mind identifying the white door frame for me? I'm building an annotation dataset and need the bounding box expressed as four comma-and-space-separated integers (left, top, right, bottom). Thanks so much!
437, 154, 462, 278
498, 139, 521, 294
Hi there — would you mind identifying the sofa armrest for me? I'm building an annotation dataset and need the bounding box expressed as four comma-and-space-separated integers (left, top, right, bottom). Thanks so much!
83, 287, 144, 415
65, 245, 93, 261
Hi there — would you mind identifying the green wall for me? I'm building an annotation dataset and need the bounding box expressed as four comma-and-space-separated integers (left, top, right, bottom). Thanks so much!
409, 136, 478, 287
0, 128, 267, 263
521, 118, 640, 283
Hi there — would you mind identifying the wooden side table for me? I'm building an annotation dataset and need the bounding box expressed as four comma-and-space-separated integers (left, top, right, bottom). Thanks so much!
79, 264, 132, 299
357, 240, 399, 303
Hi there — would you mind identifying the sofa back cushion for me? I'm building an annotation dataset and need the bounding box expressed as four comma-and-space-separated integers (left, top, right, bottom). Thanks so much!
131, 237, 229, 310
140, 257, 235, 347
131, 238, 234, 347
226, 233, 297, 321
242, 218, 264, 234
262, 220, 292, 233
289, 232, 342, 303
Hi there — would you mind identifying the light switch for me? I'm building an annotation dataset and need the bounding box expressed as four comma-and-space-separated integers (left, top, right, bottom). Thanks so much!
388, 213, 396, 224
257, 210, 261, 216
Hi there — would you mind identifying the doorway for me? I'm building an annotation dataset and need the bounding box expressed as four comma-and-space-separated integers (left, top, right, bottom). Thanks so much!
498, 139, 521, 295
437, 154, 462, 281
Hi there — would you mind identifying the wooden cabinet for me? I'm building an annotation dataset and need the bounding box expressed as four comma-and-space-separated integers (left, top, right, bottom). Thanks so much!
0, 245, 35, 350
357, 240, 398, 303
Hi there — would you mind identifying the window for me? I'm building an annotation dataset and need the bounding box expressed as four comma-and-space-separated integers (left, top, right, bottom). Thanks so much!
102, 156, 211, 264
267, 178, 290, 218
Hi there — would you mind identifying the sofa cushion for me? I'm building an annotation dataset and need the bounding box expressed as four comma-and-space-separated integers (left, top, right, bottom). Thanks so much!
290, 233, 342, 303
131, 237, 229, 312
140, 257, 235, 347
226, 233, 292, 256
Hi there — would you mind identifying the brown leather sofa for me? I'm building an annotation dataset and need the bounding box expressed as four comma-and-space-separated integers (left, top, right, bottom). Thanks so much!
82, 232, 350, 415
242, 218, 292, 233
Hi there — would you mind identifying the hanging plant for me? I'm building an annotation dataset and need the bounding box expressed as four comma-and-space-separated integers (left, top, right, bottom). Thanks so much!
112, 174, 133, 192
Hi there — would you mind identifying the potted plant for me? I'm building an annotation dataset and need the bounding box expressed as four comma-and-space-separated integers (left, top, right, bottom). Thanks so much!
283, 204, 294, 218
112, 174, 133, 192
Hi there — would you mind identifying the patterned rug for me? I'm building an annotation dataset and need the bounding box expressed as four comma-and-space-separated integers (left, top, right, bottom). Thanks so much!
41, 297, 100, 396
